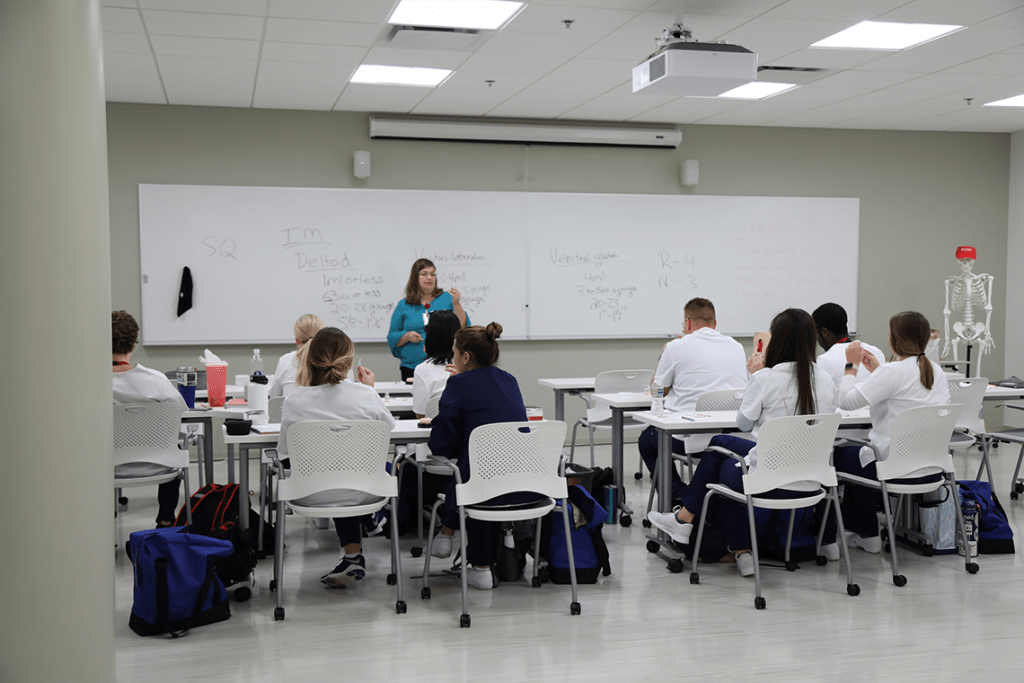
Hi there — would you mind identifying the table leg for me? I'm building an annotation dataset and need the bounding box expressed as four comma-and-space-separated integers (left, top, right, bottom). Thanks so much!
610, 407, 633, 521
658, 428, 673, 515
553, 390, 566, 422
238, 444, 250, 531
227, 444, 236, 484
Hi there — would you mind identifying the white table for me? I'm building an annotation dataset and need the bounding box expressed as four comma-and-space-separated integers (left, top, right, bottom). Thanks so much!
538, 377, 596, 422
382, 395, 415, 414
222, 420, 432, 532
632, 409, 873, 571
983, 385, 1024, 402
375, 381, 413, 395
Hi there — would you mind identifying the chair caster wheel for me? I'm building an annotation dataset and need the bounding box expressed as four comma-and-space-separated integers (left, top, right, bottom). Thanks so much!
387, 574, 397, 586
532, 576, 541, 588
966, 563, 980, 574
570, 602, 581, 616
815, 555, 827, 566
847, 584, 861, 596
893, 575, 907, 587
620, 515, 632, 527
269, 579, 276, 592
274, 607, 285, 621
411, 547, 423, 558
642, 518, 651, 528
754, 597, 766, 610
421, 587, 431, 599
396, 601, 407, 614
233, 586, 251, 602
119, 496, 129, 505
538, 566, 549, 583
460, 614, 471, 628
689, 572, 699, 585
785, 560, 797, 572
1014, 482, 1023, 494
646, 540, 660, 554
1011, 491, 1020, 500
922, 544, 934, 557
634, 472, 643, 480
667, 558, 683, 573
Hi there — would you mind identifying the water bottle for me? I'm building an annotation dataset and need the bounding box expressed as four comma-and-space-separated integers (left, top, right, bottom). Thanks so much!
250, 348, 264, 377
651, 378, 665, 414
958, 492, 979, 558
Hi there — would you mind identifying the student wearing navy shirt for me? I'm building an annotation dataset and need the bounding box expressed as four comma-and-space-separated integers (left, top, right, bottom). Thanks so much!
427, 322, 535, 590
387, 258, 468, 380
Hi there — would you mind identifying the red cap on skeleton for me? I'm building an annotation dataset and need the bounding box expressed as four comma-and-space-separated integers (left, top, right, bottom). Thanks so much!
956, 246, 976, 260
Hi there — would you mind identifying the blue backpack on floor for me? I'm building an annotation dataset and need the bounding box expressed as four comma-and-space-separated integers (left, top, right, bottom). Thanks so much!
129, 526, 235, 637
547, 486, 610, 584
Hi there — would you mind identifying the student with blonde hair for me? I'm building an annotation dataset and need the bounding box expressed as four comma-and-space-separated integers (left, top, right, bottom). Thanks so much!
270, 314, 325, 398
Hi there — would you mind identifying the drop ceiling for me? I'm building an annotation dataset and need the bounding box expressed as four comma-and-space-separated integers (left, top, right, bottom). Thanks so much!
102, 0, 1024, 133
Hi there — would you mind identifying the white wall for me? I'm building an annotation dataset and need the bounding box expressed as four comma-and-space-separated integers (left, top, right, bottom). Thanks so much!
1004, 131, 1024, 427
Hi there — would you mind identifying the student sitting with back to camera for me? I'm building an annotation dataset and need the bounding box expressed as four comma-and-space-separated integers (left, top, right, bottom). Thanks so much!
647, 308, 838, 577
111, 310, 188, 528
412, 310, 462, 418
637, 297, 749, 502
276, 327, 395, 587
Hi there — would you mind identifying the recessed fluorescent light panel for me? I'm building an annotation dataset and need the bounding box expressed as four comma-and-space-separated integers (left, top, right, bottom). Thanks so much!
717, 82, 798, 100
983, 95, 1024, 107
811, 21, 962, 50
350, 65, 452, 87
388, 0, 524, 30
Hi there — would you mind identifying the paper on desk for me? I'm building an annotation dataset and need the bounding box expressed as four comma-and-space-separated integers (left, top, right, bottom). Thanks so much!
252, 423, 280, 434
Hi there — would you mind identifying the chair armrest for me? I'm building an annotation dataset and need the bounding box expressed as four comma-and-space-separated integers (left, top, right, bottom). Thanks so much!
996, 403, 1024, 412
425, 455, 462, 484
706, 445, 748, 473
265, 448, 286, 475
573, 392, 594, 410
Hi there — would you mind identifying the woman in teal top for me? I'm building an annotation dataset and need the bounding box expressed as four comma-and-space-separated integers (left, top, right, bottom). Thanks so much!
387, 258, 467, 379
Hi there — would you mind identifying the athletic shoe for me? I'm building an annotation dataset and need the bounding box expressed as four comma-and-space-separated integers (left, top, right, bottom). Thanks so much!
845, 530, 881, 554
363, 511, 387, 538
431, 532, 454, 559
735, 552, 755, 577
467, 566, 496, 590
321, 554, 366, 587
646, 510, 693, 545
821, 542, 841, 561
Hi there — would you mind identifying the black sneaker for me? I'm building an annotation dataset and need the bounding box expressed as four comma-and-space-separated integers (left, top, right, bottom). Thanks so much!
320, 554, 366, 587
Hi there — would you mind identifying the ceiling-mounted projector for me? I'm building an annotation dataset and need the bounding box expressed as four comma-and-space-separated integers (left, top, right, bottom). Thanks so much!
632, 24, 757, 97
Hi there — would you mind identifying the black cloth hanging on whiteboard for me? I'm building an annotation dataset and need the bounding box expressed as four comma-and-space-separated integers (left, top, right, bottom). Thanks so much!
177, 266, 193, 317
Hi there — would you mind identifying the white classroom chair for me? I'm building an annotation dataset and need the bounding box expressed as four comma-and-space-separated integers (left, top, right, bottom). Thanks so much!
569, 369, 654, 468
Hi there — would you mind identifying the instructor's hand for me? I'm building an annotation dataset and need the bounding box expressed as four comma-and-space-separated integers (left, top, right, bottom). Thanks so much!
400, 331, 423, 346
450, 287, 462, 306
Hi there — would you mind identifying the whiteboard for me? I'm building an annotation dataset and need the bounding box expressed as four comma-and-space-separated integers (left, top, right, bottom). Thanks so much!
138, 185, 858, 344
138, 185, 527, 344
526, 193, 860, 338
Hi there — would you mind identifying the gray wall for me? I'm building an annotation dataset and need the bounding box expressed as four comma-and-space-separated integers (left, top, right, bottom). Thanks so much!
107, 103, 1011, 435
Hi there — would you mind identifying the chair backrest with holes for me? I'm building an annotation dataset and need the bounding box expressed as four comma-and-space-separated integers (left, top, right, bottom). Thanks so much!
113, 402, 187, 470
875, 404, 960, 481
457, 421, 568, 506
742, 413, 841, 496
425, 396, 441, 419
696, 389, 744, 412
947, 377, 987, 433
277, 420, 395, 502
594, 369, 654, 394
268, 396, 285, 423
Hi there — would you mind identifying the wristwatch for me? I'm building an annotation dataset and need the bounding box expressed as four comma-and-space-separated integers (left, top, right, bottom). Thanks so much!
844, 363, 854, 370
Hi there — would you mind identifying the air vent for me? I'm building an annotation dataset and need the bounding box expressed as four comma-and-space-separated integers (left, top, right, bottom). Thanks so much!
650, 55, 666, 82
382, 25, 489, 52
758, 66, 836, 85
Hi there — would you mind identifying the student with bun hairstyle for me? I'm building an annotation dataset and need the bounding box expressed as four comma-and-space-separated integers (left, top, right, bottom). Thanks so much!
427, 322, 536, 590
276, 327, 395, 587
833, 311, 950, 553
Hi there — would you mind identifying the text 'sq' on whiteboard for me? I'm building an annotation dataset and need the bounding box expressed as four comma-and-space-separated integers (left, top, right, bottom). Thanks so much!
525, 194, 859, 338
138, 185, 527, 345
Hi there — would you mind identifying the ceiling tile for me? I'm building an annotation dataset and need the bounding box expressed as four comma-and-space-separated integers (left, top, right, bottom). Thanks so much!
105, 51, 158, 73
268, 0, 391, 23
158, 55, 258, 106
721, 18, 853, 48
264, 17, 379, 46
142, 10, 266, 39
458, 52, 566, 76
150, 35, 261, 59
411, 71, 539, 116
609, 11, 751, 42
913, 27, 1024, 54
139, 0, 267, 15
808, 69, 920, 89
505, 4, 638, 36
103, 31, 153, 53
102, 7, 144, 33
334, 82, 432, 114
253, 61, 352, 109
976, 7, 1024, 28
261, 41, 368, 64
532, 0, 658, 10
560, 82, 687, 121
576, 36, 658, 61
770, 47, 887, 70
890, 72, 1006, 92
943, 53, 1024, 76
476, 30, 601, 58
877, 0, 1024, 26
762, 0, 907, 22
627, 95, 747, 124
361, 47, 472, 70
856, 50, 980, 73
660, 0, 790, 18
697, 85, 870, 126
104, 69, 167, 104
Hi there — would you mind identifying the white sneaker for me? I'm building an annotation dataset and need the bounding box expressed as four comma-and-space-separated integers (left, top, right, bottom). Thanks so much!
735, 552, 755, 577
845, 530, 881, 554
821, 542, 841, 561
646, 510, 693, 545
467, 566, 495, 590
431, 532, 454, 559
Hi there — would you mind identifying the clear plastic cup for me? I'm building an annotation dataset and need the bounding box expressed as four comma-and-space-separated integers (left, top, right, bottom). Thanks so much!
206, 364, 228, 407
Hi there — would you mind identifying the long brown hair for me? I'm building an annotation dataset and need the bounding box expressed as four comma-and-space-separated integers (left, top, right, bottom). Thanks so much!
764, 308, 818, 415
297, 327, 354, 387
889, 311, 934, 390
404, 258, 442, 305
454, 322, 503, 367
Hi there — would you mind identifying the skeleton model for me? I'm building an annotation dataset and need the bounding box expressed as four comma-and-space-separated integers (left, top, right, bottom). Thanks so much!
943, 245, 995, 373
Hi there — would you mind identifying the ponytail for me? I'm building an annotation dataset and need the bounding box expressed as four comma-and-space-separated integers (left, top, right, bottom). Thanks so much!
918, 354, 934, 391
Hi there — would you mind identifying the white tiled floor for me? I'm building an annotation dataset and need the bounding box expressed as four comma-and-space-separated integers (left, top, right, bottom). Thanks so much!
114, 443, 1024, 682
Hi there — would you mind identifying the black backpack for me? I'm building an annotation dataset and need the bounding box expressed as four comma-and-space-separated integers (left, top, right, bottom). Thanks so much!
175, 484, 265, 594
